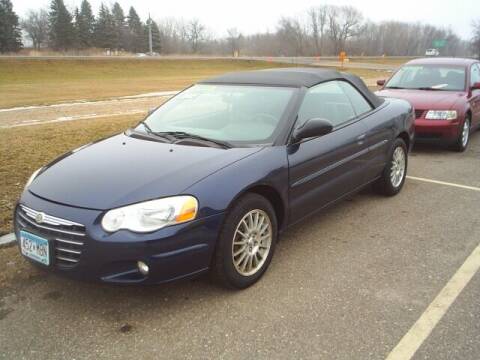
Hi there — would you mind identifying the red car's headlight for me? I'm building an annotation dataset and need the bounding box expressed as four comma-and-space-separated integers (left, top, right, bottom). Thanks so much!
425, 110, 457, 120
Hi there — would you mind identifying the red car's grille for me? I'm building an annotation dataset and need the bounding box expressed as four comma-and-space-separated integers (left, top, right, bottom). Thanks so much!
415, 109, 425, 119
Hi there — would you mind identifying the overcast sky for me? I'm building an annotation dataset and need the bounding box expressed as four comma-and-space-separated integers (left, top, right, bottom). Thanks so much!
12, 0, 477, 40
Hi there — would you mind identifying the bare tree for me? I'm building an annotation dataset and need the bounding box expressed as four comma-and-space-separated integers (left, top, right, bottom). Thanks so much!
308, 5, 328, 56
19, 2, 468, 57
187, 19, 206, 53
21, 9, 49, 49
327, 5, 363, 55
226, 27, 242, 56
277, 17, 306, 56
472, 19, 480, 59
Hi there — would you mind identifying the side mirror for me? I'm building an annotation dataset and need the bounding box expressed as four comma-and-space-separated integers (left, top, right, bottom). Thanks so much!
376, 79, 386, 86
472, 82, 480, 90
293, 118, 333, 142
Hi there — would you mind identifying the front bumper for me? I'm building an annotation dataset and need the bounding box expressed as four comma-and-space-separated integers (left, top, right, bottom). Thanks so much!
15, 191, 224, 284
414, 119, 461, 142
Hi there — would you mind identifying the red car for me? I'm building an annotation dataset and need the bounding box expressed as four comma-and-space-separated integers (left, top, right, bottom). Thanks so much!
376, 58, 480, 151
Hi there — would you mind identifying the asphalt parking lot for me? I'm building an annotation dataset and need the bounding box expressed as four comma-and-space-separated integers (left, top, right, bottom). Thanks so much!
1, 133, 480, 360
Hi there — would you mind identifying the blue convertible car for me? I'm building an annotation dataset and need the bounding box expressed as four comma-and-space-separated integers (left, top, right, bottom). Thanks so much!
15, 68, 414, 289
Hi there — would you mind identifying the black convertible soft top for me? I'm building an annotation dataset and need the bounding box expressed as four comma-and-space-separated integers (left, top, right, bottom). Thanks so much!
200, 67, 384, 108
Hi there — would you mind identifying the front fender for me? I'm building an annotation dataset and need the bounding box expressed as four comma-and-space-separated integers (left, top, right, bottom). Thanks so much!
184, 147, 289, 225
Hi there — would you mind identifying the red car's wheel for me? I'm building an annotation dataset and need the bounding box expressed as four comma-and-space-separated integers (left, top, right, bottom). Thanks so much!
452, 116, 470, 152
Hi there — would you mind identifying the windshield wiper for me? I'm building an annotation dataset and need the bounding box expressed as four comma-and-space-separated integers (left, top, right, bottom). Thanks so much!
126, 128, 171, 143
138, 120, 154, 133
134, 121, 174, 142
385, 86, 406, 89
154, 131, 232, 149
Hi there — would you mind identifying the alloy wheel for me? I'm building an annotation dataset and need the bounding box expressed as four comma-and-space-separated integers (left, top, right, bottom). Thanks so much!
461, 119, 470, 148
390, 146, 406, 188
232, 209, 273, 277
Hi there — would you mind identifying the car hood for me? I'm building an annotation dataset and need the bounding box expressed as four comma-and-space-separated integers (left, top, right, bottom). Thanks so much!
29, 133, 262, 210
376, 89, 465, 110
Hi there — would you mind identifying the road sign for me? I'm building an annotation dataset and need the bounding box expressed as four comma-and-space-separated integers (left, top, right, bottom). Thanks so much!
339, 51, 347, 68
432, 39, 447, 48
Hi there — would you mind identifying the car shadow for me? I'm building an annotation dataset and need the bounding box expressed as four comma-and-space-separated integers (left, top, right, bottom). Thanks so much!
411, 129, 480, 156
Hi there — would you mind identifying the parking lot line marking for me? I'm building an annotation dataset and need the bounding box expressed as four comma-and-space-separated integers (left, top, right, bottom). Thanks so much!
406, 176, 480, 192
385, 241, 480, 360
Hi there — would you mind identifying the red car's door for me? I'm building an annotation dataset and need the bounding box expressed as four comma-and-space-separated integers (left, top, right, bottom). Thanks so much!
469, 63, 480, 127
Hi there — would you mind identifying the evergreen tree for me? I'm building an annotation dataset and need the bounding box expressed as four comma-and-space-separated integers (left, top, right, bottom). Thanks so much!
0, 0, 22, 53
76, 0, 95, 48
111, 2, 126, 50
126, 6, 144, 52
48, 0, 75, 50
72, 7, 80, 48
144, 19, 161, 53
94, 3, 115, 49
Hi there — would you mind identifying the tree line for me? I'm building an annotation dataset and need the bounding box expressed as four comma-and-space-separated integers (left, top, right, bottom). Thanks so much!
18, 0, 161, 53
242, 5, 471, 57
1, 0, 479, 57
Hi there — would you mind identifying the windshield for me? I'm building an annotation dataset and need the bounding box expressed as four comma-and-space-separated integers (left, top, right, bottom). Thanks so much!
138, 84, 298, 146
386, 65, 466, 91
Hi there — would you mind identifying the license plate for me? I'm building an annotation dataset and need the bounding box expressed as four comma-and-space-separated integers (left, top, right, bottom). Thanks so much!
20, 231, 50, 266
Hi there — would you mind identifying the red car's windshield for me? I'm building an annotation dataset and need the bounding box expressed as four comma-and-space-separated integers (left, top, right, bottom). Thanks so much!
386, 65, 466, 91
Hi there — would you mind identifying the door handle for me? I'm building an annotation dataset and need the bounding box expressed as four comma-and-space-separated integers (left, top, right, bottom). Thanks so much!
357, 134, 366, 145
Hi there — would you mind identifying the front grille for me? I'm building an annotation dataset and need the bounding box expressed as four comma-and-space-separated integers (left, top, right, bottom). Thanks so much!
415, 109, 425, 119
16, 205, 86, 268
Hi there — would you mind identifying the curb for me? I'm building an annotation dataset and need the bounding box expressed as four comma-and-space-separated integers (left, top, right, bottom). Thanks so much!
0, 233, 16, 248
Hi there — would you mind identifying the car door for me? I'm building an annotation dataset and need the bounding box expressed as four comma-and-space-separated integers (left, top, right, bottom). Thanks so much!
469, 63, 480, 126
338, 81, 392, 182
287, 80, 370, 224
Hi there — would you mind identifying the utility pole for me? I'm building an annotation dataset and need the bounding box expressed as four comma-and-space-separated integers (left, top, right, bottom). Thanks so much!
148, 13, 153, 55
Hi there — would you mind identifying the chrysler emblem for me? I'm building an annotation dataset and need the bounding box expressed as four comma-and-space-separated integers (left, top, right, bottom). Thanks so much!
35, 212, 45, 224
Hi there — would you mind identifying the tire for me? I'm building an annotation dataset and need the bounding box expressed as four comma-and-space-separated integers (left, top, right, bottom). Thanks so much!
374, 138, 408, 196
212, 193, 277, 289
452, 116, 470, 152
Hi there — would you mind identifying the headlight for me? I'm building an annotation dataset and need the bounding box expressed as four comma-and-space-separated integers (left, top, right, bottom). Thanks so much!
101, 196, 198, 233
25, 167, 43, 189
425, 110, 457, 120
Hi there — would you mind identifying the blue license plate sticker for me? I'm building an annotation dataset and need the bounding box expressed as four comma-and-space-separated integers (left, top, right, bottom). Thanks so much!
20, 230, 50, 266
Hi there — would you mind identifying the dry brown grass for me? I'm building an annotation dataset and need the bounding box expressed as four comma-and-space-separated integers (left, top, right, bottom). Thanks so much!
0, 58, 293, 108
0, 114, 143, 235
0, 58, 393, 109
348, 57, 415, 66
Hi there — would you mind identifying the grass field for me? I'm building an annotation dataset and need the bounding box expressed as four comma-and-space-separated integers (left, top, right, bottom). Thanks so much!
0, 58, 296, 109
348, 56, 415, 66
0, 114, 142, 235
0, 58, 391, 109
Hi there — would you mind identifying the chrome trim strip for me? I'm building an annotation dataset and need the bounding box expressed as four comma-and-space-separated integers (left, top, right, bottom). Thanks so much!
16, 217, 26, 227
369, 139, 388, 151
56, 255, 79, 263
17, 212, 85, 237
292, 148, 370, 188
56, 247, 81, 255
55, 238, 84, 246
19, 205, 84, 228
291, 139, 389, 188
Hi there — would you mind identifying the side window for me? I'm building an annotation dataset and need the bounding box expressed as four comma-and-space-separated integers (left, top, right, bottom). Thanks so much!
297, 81, 356, 128
471, 64, 480, 86
338, 81, 373, 116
